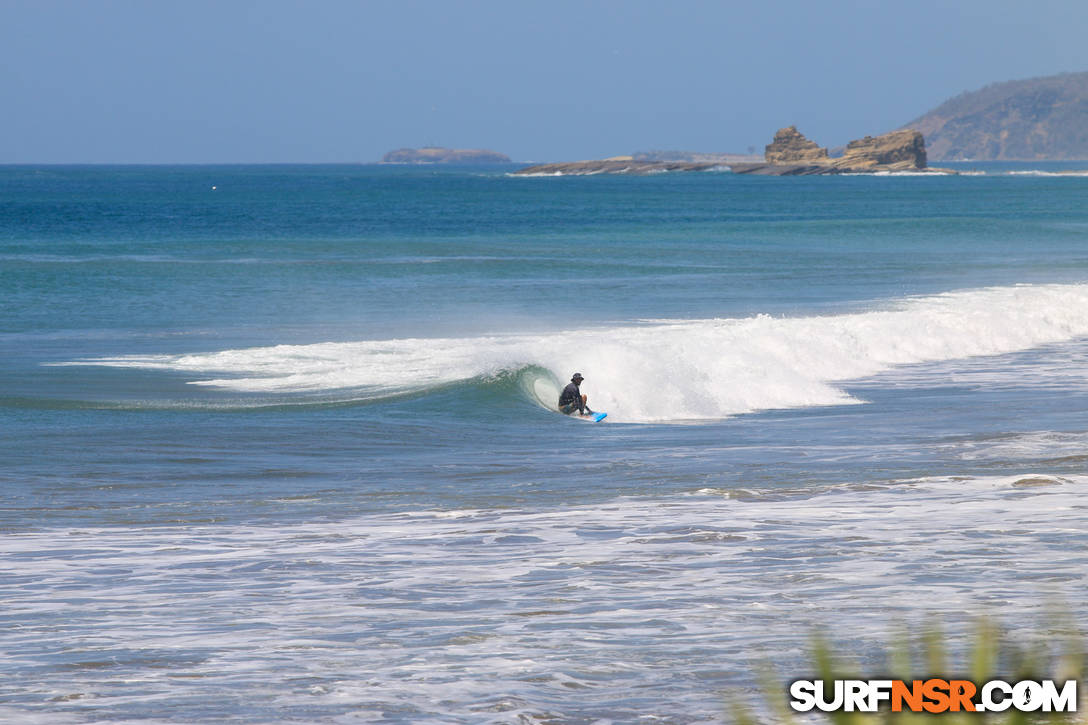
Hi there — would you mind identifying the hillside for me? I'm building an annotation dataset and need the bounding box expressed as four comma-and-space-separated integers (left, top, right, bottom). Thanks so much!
904, 72, 1088, 160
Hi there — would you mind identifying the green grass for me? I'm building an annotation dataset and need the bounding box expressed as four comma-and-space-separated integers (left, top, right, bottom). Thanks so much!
730, 614, 1084, 724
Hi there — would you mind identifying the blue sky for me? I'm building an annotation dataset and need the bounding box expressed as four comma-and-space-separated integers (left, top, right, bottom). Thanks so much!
3, 0, 1087, 163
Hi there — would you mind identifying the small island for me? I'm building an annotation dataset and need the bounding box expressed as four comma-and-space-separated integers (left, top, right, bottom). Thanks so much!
381, 147, 511, 164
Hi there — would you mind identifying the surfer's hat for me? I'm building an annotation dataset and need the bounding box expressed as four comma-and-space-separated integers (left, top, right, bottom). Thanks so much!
572, 373, 584, 381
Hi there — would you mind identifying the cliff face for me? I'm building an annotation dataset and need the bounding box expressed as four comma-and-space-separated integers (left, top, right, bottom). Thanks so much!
381, 147, 511, 164
764, 126, 829, 164
903, 72, 1088, 160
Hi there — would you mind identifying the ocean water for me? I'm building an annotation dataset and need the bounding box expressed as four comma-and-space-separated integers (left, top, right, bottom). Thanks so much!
3, 162, 1088, 723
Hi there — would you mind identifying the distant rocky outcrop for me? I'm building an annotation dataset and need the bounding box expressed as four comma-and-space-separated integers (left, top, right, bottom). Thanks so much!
731, 127, 944, 175
512, 159, 725, 176
381, 147, 511, 164
903, 71, 1088, 160
513, 127, 945, 177
512, 151, 759, 176
764, 126, 829, 164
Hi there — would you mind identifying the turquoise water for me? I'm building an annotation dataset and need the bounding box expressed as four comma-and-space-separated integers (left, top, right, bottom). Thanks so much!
4, 164, 1088, 722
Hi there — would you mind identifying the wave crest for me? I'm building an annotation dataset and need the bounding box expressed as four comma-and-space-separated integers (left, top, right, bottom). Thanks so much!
55, 284, 1088, 422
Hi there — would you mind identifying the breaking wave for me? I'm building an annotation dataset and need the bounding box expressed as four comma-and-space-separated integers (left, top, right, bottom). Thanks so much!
53, 284, 1088, 422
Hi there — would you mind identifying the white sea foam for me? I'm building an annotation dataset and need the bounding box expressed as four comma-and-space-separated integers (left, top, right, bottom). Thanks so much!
841, 170, 953, 177
947, 431, 1088, 462
1007, 170, 1088, 177
3, 474, 1086, 722
55, 283, 1088, 422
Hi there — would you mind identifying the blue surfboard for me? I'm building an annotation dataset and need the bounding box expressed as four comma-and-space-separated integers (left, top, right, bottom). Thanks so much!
579, 412, 607, 422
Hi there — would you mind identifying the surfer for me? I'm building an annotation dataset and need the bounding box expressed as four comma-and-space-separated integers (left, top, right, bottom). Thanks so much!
558, 373, 594, 415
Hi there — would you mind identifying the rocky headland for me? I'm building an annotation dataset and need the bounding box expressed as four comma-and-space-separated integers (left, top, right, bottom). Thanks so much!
513, 127, 952, 176
729, 126, 952, 175
382, 147, 511, 164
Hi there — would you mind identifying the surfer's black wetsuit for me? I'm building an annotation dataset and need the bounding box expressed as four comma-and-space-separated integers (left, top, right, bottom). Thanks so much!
558, 382, 585, 415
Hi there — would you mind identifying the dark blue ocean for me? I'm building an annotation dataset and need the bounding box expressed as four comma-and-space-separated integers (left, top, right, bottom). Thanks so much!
4, 163, 1088, 723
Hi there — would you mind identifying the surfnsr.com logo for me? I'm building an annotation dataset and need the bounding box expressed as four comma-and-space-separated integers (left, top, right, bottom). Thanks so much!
789, 679, 1078, 713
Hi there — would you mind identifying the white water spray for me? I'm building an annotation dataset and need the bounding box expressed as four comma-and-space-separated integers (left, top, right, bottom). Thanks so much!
56, 284, 1088, 422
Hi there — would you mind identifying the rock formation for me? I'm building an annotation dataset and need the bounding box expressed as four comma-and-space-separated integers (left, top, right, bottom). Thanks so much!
764, 126, 829, 164
512, 128, 948, 176
381, 147, 511, 164
833, 130, 927, 170
730, 127, 942, 175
